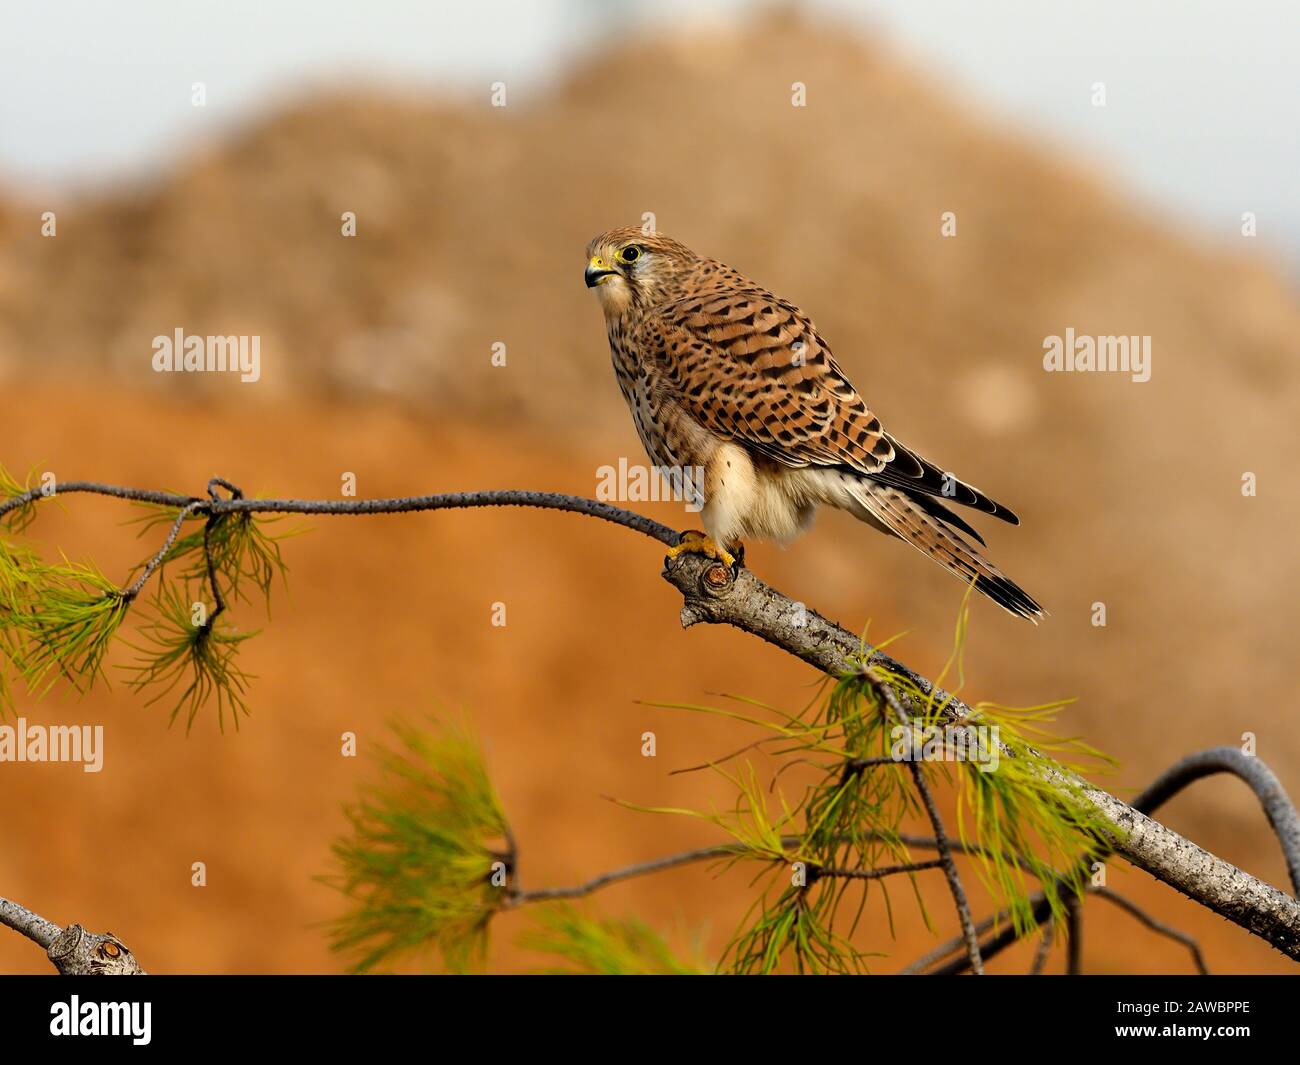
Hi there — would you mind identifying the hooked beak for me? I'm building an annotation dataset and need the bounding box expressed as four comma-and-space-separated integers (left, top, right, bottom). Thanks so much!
585, 255, 618, 288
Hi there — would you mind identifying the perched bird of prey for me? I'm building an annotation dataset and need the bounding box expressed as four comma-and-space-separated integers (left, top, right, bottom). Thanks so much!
584, 226, 1043, 621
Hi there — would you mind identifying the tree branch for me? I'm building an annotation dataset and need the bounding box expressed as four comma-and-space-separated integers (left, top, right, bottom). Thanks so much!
1029, 920, 1055, 975
862, 668, 983, 974
1093, 886, 1209, 975
4, 478, 1299, 964
506, 838, 944, 907
660, 551, 1300, 961
1065, 893, 1083, 975
507, 842, 758, 905
0, 896, 146, 974
1135, 747, 1300, 895
0, 896, 60, 949
0, 482, 681, 546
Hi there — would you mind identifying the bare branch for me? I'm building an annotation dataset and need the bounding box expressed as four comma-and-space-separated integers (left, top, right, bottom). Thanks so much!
506, 838, 944, 908
899, 908, 1011, 975
661, 551, 1300, 961
814, 859, 945, 881
5, 478, 1299, 964
1133, 747, 1300, 895
863, 668, 983, 974
1093, 886, 1209, 975
1029, 920, 1055, 975
0, 896, 60, 949
1065, 893, 1083, 975
1, 482, 681, 546
201, 512, 227, 627
122, 500, 204, 602
507, 842, 757, 905
1, 896, 146, 974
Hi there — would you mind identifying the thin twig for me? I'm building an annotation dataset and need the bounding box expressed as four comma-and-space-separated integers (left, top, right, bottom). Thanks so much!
508, 841, 944, 907
863, 668, 983, 975
207, 477, 244, 502
899, 908, 1011, 974
121, 500, 204, 602
1092, 886, 1209, 974
930, 892, 1054, 975
908, 763, 983, 974
1065, 893, 1083, 975
1029, 920, 1055, 975
0, 482, 681, 546
814, 859, 944, 882
201, 513, 227, 628
668, 734, 788, 776
507, 842, 766, 905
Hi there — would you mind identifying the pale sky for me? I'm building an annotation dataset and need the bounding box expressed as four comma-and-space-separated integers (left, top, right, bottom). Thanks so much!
0, 0, 1295, 267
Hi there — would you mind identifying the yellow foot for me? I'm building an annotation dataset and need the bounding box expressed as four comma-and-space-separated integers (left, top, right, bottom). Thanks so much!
665, 530, 741, 569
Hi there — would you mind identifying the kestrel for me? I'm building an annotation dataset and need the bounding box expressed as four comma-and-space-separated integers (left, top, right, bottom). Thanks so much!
584, 226, 1044, 621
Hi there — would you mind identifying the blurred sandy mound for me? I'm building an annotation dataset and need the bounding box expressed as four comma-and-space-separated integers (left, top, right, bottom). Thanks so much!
3, 12, 1295, 420
1, 12, 1298, 973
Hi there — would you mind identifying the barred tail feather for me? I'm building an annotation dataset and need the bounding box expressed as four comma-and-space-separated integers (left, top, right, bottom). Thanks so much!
842, 478, 1044, 622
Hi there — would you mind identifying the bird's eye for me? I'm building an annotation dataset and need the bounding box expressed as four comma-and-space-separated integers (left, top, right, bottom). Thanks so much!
620, 246, 641, 263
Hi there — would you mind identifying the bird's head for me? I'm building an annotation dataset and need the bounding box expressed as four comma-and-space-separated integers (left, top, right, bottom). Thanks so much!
584, 227, 696, 317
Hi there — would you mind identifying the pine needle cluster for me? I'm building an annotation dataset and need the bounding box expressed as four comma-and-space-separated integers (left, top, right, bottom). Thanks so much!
0, 465, 290, 730
325, 596, 1118, 974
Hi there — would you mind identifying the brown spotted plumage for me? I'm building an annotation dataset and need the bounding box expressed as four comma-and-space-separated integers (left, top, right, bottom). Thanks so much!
584, 226, 1043, 620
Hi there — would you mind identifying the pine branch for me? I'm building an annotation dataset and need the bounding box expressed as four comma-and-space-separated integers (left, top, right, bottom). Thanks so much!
1065, 893, 1083, 975
899, 907, 1013, 975
121, 501, 204, 602
509, 843, 764, 906
1092, 886, 1209, 975
1029, 921, 1055, 975
507, 840, 944, 907
0, 896, 146, 974
661, 551, 1300, 961
0, 481, 681, 547
4, 474, 1299, 964
929, 740, 1292, 974
861, 667, 984, 974
1136, 747, 1300, 894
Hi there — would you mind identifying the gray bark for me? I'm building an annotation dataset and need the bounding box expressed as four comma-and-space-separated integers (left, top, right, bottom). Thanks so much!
1, 898, 146, 974
663, 552, 1300, 960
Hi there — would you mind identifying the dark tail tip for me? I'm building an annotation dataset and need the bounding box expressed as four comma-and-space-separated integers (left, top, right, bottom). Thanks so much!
974, 573, 1046, 622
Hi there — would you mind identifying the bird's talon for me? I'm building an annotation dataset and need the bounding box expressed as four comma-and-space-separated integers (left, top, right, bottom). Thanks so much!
665, 531, 737, 570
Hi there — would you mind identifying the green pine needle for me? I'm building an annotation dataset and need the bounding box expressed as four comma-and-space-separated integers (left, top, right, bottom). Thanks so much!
620, 591, 1117, 972
120, 581, 256, 733
520, 905, 707, 975
0, 479, 288, 727
0, 464, 41, 534
324, 717, 512, 974
0, 538, 128, 714
128, 504, 295, 611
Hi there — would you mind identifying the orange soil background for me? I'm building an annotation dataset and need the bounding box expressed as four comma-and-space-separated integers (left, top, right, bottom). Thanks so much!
1, 14, 1297, 973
